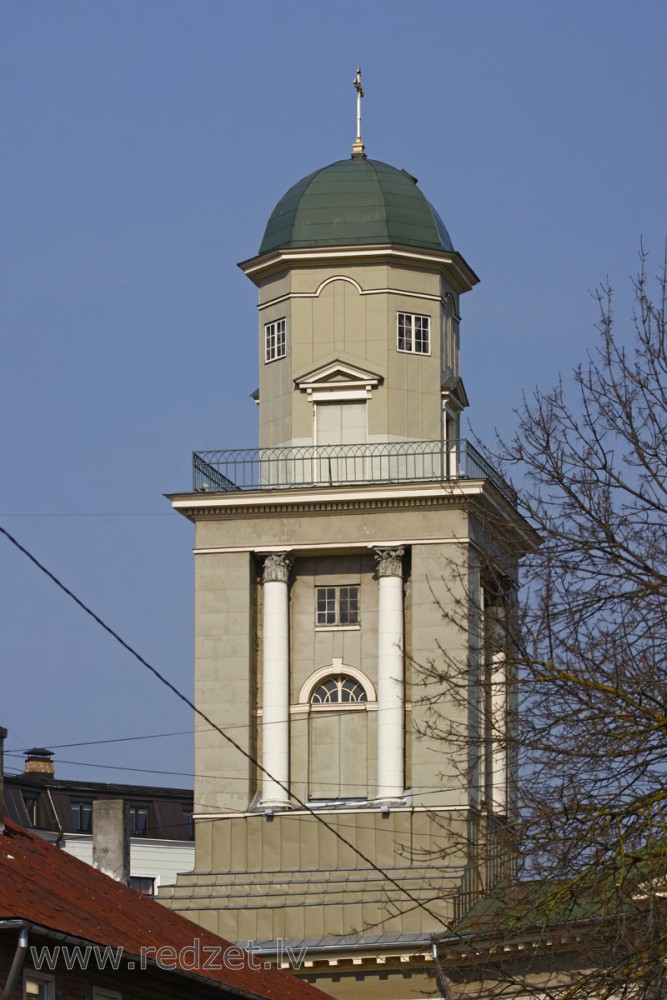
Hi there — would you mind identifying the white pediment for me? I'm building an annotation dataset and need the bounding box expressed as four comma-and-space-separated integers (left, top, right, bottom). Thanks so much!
295, 360, 383, 400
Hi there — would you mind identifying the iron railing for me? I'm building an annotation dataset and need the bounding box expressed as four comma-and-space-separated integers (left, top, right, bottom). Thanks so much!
192, 440, 515, 505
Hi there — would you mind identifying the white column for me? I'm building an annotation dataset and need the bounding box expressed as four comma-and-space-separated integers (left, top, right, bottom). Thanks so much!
490, 652, 508, 815
261, 552, 293, 808
486, 605, 508, 815
374, 546, 405, 802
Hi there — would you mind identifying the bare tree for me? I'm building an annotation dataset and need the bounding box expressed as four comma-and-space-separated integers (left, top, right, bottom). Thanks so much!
431, 250, 667, 997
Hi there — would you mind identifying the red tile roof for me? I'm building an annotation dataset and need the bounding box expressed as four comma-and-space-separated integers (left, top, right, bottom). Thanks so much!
0, 820, 330, 1000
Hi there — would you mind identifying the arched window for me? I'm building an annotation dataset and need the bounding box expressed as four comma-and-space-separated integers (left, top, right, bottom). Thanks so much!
311, 676, 368, 704
306, 671, 372, 802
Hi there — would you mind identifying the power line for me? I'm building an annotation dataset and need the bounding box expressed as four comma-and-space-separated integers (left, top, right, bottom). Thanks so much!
0, 513, 173, 518
5, 730, 195, 754
0, 524, 454, 934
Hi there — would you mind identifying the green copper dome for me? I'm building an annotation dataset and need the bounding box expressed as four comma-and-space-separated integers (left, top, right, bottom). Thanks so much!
259, 157, 454, 255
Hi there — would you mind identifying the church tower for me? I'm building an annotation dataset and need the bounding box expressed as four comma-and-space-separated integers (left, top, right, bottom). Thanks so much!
163, 79, 535, 998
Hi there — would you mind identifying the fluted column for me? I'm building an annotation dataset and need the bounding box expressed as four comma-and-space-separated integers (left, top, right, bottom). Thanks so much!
374, 546, 405, 801
261, 552, 293, 808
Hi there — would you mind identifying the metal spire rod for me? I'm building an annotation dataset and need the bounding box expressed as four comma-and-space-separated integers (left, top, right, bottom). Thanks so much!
352, 67, 366, 156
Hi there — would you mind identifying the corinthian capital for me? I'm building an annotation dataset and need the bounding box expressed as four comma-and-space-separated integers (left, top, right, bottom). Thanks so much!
262, 552, 293, 584
373, 546, 405, 578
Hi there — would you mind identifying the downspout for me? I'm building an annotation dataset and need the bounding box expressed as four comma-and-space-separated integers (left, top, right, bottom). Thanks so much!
46, 788, 64, 848
432, 940, 454, 1000
3, 924, 29, 1000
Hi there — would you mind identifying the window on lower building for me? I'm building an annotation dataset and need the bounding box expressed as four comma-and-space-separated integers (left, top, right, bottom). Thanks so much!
397, 312, 430, 354
129, 874, 156, 896
316, 586, 359, 626
129, 805, 149, 836
23, 972, 55, 1000
182, 807, 194, 839
70, 800, 93, 832
264, 318, 286, 362
23, 794, 38, 827
92, 989, 122, 1000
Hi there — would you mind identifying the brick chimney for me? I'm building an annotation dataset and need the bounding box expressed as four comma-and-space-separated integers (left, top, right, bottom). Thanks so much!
0, 726, 7, 832
23, 747, 55, 777
93, 799, 130, 884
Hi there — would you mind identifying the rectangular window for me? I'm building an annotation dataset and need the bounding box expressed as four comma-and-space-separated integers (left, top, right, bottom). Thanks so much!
397, 312, 430, 354
129, 805, 149, 836
92, 989, 122, 1000
264, 318, 286, 362
70, 800, 92, 832
316, 586, 359, 626
23, 794, 38, 827
24, 972, 55, 1000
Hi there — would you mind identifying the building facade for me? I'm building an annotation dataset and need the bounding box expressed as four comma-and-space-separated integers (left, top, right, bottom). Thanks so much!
162, 141, 536, 998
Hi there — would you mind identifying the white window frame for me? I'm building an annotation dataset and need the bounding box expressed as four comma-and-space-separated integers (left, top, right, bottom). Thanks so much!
23, 971, 55, 1000
397, 312, 431, 355
310, 675, 368, 705
264, 317, 286, 363
315, 585, 360, 628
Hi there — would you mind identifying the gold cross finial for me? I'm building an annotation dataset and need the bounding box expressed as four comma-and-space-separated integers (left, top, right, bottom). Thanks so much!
352, 67, 366, 156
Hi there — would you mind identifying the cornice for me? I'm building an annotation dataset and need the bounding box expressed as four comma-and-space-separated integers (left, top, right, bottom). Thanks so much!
238, 243, 479, 294
168, 481, 486, 521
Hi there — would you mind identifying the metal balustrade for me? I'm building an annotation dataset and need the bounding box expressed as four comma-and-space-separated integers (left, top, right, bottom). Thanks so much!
192, 439, 515, 505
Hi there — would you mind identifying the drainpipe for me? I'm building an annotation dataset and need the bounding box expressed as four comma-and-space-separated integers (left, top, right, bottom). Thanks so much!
0, 725, 7, 834
45, 788, 64, 848
3, 924, 29, 1000
432, 940, 454, 1000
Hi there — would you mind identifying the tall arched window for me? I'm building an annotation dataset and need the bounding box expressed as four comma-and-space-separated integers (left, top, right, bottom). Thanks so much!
308, 672, 371, 801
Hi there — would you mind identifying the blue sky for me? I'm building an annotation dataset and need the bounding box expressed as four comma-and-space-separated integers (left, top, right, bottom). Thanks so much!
2, 0, 665, 789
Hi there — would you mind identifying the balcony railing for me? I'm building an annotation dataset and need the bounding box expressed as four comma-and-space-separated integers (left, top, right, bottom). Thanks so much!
192, 440, 516, 505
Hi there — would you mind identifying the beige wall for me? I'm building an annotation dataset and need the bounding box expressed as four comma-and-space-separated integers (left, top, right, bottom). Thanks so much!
194, 550, 257, 813
258, 261, 461, 449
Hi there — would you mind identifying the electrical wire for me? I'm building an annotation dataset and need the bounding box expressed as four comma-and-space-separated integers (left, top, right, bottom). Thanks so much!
0, 524, 454, 933
4, 730, 196, 754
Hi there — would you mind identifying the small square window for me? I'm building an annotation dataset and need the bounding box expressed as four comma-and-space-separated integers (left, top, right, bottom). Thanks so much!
129, 874, 156, 896
397, 312, 430, 354
265, 318, 286, 363
316, 586, 359, 626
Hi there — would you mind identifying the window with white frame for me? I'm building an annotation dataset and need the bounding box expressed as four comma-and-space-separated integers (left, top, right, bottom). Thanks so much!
316, 586, 359, 626
311, 676, 368, 704
264, 318, 286, 362
23, 972, 55, 1000
397, 312, 430, 354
